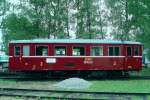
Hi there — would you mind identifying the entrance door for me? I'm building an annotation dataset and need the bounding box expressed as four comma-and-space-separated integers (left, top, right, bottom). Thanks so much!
125, 46, 134, 69
11, 45, 22, 71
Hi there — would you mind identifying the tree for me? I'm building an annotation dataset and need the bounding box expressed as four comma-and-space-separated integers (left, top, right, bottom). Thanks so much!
2, 13, 35, 53
0, 0, 9, 28
93, 0, 108, 39
74, 0, 107, 39
0, 0, 6, 16
128, 0, 150, 58
106, 0, 132, 40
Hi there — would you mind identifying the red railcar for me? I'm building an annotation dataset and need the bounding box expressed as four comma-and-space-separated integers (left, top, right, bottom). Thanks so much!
9, 39, 142, 75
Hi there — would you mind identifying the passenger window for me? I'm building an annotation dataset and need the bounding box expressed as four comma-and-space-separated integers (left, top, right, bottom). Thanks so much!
36, 46, 48, 56
55, 46, 66, 56
114, 47, 120, 56
91, 46, 103, 56
109, 47, 120, 56
109, 47, 114, 56
14, 46, 21, 56
134, 47, 139, 56
73, 46, 85, 56
23, 46, 30, 56
127, 47, 132, 56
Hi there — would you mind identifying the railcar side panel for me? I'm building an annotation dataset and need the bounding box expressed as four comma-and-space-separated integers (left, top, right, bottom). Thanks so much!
9, 57, 125, 71
9, 40, 142, 72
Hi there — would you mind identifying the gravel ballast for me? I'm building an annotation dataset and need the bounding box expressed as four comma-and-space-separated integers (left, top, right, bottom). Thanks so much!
55, 77, 92, 89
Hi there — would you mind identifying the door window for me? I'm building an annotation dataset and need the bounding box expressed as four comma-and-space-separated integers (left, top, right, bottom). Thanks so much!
14, 46, 21, 56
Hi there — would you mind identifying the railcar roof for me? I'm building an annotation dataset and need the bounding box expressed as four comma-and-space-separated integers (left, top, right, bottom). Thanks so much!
10, 39, 142, 45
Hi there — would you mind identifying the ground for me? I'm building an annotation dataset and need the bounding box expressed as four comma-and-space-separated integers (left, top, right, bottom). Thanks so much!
0, 67, 149, 93
0, 77, 150, 93
0, 67, 150, 99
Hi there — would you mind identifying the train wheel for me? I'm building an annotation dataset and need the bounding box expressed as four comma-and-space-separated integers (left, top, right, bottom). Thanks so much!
91, 71, 107, 78
106, 71, 123, 78
122, 71, 129, 78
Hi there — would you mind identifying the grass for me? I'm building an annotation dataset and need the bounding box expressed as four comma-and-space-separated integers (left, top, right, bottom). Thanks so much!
0, 79, 58, 90
86, 79, 150, 93
0, 68, 150, 93
131, 67, 150, 76
0, 78, 150, 99
0, 96, 36, 100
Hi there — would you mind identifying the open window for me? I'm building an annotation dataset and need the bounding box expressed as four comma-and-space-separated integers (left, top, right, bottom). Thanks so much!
73, 46, 85, 56
134, 47, 139, 56
109, 47, 120, 56
36, 46, 48, 56
127, 47, 132, 56
55, 46, 66, 56
91, 46, 103, 56
14, 46, 21, 56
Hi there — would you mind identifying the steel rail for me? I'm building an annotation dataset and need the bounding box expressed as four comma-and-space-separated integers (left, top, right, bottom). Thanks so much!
0, 87, 150, 96
0, 93, 103, 100
0, 75, 150, 80
0, 88, 108, 100
0, 87, 149, 100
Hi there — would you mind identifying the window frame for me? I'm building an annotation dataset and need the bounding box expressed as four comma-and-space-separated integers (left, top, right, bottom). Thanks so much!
55, 45, 67, 56
14, 45, 21, 57
90, 46, 103, 56
35, 45, 49, 56
72, 46, 86, 56
108, 46, 120, 56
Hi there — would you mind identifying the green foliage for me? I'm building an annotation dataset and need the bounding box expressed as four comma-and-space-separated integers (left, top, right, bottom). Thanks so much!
0, 0, 6, 16
2, 13, 36, 53
75, 0, 107, 39
3, 14, 32, 37
88, 80, 150, 93
127, 0, 150, 59
106, 0, 132, 40
2, 0, 71, 53
106, 0, 150, 59
1, 0, 150, 56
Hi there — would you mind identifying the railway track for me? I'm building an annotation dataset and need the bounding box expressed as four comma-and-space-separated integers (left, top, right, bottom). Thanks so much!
0, 71, 150, 81
0, 87, 149, 100
0, 75, 150, 80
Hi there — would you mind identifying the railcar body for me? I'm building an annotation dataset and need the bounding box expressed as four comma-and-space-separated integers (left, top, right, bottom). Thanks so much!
9, 39, 142, 73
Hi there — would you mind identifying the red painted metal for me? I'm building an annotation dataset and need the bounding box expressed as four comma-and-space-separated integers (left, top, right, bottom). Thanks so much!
9, 43, 142, 72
